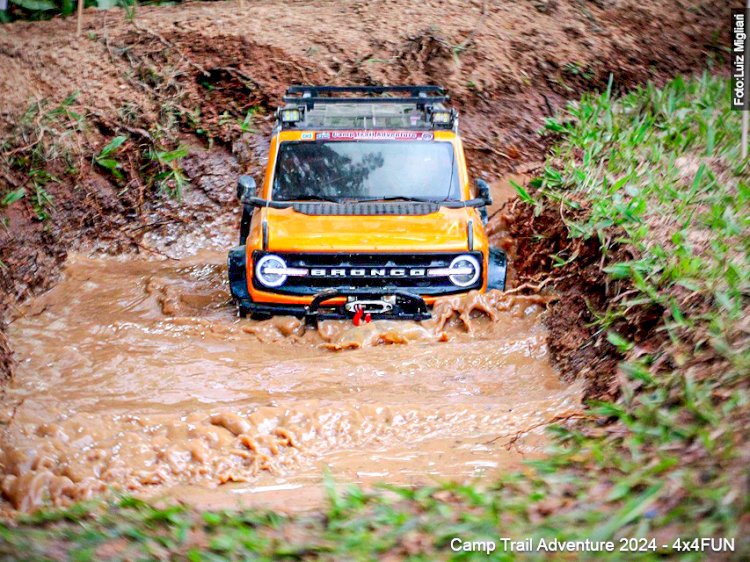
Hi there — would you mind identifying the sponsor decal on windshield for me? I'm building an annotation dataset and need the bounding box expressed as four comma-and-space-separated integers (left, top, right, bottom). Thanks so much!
315, 130, 434, 141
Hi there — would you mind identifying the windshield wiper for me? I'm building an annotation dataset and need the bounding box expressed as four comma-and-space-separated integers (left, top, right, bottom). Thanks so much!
288, 194, 342, 203
354, 196, 486, 208
354, 196, 446, 203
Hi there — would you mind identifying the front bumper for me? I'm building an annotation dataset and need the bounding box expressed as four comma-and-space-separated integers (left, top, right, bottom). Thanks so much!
228, 245, 507, 321
240, 288, 431, 324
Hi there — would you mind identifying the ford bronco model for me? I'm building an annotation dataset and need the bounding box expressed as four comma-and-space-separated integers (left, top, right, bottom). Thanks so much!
228, 85, 507, 323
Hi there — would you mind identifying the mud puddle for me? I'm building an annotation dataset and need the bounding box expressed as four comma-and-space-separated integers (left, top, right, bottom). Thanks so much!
1, 231, 580, 512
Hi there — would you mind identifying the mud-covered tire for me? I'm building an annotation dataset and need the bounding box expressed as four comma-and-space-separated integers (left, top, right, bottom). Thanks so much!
238, 305, 250, 318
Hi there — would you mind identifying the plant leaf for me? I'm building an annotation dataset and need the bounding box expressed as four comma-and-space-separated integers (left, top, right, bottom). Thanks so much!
98, 135, 127, 159
510, 179, 535, 204
1, 188, 26, 206
606, 331, 633, 353
95, 158, 119, 171
10, 0, 57, 11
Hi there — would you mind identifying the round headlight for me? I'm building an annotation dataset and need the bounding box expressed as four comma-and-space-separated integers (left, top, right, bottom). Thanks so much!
255, 254, 287, 287
448, 255, 480, 287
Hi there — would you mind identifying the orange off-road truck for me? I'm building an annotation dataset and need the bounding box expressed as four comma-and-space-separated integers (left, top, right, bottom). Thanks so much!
227, 85, 507, 324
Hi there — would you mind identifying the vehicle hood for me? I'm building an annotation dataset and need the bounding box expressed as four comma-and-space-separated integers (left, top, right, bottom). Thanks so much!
263, 206, 476, 253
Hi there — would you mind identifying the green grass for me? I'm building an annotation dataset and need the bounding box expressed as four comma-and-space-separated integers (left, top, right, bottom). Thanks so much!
0, 93, 190, 220
2, 0, 156, 24
95, 135, 128, 180
0, 93, 83, 221
148, 144, 189, 199
1, 73, 747, 560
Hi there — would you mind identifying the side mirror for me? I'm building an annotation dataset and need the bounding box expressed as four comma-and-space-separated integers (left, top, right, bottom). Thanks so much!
237, 175, 257, 202
475, 178, 493, 206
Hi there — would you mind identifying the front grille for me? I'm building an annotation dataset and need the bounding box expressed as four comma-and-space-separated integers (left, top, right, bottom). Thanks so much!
252, 251, 482, 296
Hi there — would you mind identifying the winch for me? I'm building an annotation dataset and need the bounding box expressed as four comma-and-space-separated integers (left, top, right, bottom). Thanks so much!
302, 289, 432, 326
344, 296, 395, 315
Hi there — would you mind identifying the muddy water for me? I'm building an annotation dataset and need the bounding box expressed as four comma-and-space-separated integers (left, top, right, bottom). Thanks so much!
1, 231, 580, 512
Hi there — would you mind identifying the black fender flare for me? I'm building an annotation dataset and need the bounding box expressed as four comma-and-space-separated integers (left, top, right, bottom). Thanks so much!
227, 246, 251, 304
487, 247, 508, 291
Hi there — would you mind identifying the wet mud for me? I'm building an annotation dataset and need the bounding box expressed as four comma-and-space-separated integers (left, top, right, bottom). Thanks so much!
1, 229, 579, 512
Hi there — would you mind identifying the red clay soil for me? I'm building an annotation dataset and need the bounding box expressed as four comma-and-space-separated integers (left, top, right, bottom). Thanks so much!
494, 198, 653, 401
0, 332, 11, 384
0, 0, 731, 382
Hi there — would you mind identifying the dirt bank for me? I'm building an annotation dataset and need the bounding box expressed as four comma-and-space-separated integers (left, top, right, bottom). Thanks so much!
0, 0, 728, 381
495, 199, 625, 401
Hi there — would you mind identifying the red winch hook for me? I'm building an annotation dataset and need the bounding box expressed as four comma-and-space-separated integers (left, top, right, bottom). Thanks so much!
352, 305, 372, 326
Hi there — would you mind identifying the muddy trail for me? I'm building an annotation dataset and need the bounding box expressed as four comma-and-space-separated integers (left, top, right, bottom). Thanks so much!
1, 223, 580, 512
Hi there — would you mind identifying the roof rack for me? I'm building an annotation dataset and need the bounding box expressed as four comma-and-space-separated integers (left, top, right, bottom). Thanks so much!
283, 85, 449, 110
276, 85, 457, 131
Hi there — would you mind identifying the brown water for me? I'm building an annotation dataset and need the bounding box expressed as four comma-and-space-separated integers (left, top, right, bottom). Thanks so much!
0, 228, 580, 513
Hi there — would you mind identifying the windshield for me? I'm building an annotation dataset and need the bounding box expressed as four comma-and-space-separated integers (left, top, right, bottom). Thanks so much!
272, 141, 459, 201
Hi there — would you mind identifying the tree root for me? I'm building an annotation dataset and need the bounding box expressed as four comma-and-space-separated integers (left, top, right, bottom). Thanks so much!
483, 409, 587, 449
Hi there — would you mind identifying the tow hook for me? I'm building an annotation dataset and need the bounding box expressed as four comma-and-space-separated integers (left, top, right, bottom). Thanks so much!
352, 306, 372, 326
346, 297, 395, 325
